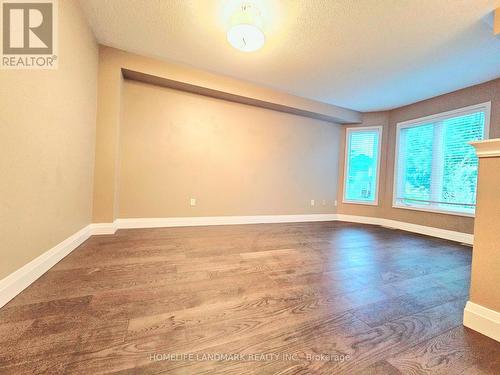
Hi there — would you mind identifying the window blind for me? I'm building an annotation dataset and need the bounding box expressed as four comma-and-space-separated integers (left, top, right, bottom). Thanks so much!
395, 109, 486, 215
344, 128, 381, 204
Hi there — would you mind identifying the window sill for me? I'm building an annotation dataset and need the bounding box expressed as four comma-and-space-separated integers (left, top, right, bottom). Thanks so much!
343, 199, 379, 206
392, 204, 475, 218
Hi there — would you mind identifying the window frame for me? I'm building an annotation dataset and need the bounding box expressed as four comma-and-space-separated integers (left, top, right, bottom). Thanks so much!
343, 125, 383, 206
392, 102, 491, 218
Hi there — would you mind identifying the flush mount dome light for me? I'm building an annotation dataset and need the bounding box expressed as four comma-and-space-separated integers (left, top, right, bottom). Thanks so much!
227, 3, 265, 52
227, 24, 265, 52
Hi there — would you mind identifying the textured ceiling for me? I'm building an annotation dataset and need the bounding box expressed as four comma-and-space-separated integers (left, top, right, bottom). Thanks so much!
80, 0, 500, 112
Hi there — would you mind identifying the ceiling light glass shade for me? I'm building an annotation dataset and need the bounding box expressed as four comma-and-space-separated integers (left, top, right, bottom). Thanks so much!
227, 3, 265, 52
227, 23, 265, 52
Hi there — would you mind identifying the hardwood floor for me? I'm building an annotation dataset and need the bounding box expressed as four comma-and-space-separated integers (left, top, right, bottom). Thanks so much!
0, 221, 499, 374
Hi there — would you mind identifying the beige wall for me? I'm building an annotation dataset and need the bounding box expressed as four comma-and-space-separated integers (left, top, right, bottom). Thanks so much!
469, 153, 500, 311
337, 78, 500, 234
92, 47, 123, 222
92, 46, 357, 222
119, 80, 340, 217
102, 50, 499, 228
0, 0, 98, 279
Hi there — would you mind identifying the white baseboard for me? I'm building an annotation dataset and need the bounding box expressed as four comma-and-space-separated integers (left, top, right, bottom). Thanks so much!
0, 213, 473, 309
335, 214, 385, 226
0, 225, 92, 309
0, 215, 333, 308
89, 222, 118, 235
463, 301, 500, 342
336, 214, 473, 245
0, 222, 122, 309
108, 214, 473, 244
116, 214, 338, 229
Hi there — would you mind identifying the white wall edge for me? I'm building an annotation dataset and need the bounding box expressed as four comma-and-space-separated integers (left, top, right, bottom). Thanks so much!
335, 214, 385, 226
463, 301, 500, 342
1, 213, 474, 309
384, 218, 473, 245
115, 214, 338, 229
336, 214, 473, 245
113, 214, 473, 244
89, 222, 118, 235
0, 225, 92, 309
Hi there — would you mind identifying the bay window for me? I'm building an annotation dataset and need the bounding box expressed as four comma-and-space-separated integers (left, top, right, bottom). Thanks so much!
393, 102, 490, 216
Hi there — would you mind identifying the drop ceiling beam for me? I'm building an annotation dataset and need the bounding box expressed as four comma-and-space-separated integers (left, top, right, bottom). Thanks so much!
122, 69, 358, 124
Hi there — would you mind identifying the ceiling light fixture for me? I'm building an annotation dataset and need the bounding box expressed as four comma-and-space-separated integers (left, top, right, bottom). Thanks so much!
227, 3, 265, 52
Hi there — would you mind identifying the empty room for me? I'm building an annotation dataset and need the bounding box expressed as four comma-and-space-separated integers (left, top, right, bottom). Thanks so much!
1, 0, 500, 373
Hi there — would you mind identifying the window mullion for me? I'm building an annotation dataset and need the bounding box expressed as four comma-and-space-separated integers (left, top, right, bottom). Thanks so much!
430, 121, 444, 208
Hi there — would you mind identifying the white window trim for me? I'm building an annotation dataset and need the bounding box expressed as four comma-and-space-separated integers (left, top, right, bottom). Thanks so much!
392, 101, 491, 218
343, 126, 383, 206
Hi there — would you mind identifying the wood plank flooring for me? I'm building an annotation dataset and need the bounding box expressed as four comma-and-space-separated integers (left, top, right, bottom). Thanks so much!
0, 221, 499, 374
